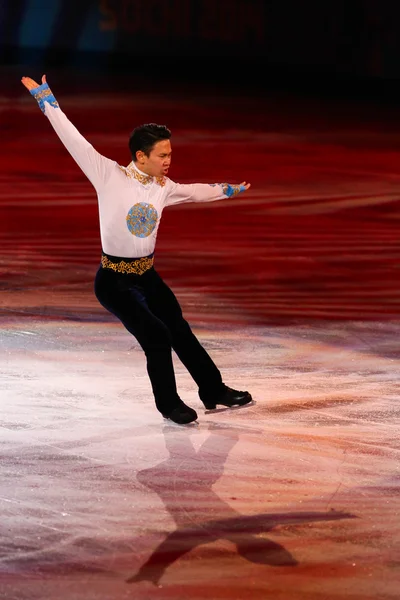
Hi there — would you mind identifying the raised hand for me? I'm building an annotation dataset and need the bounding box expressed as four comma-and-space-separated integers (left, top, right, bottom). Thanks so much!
21, 74, 46, 91
21, 74, 58, 113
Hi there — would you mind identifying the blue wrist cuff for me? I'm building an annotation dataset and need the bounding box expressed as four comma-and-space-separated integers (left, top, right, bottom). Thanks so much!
29, 82, 59, 113
221, 183, 244, 198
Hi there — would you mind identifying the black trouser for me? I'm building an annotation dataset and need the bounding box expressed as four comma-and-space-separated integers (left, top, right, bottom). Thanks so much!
94, 264, 225, 414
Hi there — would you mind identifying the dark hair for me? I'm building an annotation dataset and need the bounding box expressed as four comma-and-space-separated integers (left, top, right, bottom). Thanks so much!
128, 123, 171, 162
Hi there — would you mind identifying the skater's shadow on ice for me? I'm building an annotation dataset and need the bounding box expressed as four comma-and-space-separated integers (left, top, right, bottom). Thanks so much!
127, 425, 355, 585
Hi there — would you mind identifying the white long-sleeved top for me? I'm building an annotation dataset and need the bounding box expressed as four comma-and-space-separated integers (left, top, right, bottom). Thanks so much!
39, 97, 244, 258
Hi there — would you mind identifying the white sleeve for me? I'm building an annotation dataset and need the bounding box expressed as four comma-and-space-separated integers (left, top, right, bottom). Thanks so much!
43, 102, 115, 190
164, 181, 243, 207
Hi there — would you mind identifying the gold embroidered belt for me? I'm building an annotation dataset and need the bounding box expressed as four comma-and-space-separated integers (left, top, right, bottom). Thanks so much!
101, 254, 154, 275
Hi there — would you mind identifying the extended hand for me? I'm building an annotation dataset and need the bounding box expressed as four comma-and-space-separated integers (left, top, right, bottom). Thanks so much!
240, 181, 251, 190
21, 74, 46, 91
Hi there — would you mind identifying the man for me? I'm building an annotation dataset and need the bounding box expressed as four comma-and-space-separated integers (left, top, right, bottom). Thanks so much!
21, 74, 253, 425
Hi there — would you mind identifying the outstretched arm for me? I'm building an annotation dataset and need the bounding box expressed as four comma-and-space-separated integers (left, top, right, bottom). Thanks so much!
164, 180, 251, 207
21, 75, 115, 190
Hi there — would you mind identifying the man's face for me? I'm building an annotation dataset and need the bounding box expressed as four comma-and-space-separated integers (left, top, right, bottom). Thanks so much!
137, 140, 172, 177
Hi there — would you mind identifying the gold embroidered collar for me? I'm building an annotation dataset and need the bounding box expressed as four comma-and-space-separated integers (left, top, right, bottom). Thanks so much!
119, 162, 166, 187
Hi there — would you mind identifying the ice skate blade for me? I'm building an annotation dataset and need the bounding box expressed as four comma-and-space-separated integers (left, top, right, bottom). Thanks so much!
204, 400, 256, 414
162, 417, 199, 427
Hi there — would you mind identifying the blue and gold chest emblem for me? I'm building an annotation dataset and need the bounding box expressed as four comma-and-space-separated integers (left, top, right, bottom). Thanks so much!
126, 203, 158, 238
